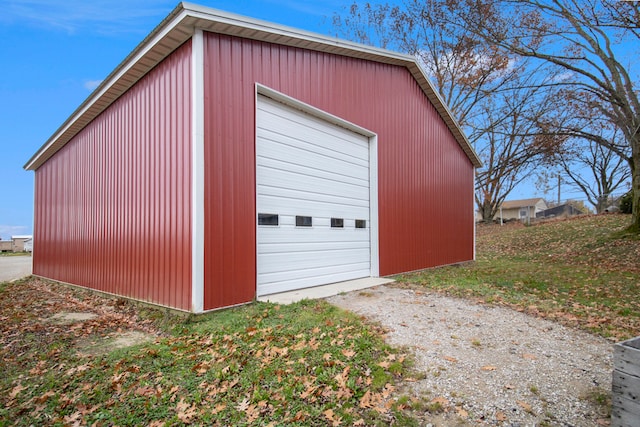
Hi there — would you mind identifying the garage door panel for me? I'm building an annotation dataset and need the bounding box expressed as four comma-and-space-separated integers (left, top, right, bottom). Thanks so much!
257, 154, 369, 185
258, 248, 371, 274
258, 141, 369, 181
257, 126, 369, 164
257, 95, 372, 296
259, 263, 371, 287
257, 192, 370, 217
260, 270, 372, 296
258, 105, 369, 158
259, 227, 369, 244
257, 170, 368, 201
258, 239, 369, 254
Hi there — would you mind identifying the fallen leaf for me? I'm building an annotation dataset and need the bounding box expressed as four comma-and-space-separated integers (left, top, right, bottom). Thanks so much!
9, 384, 26, 399
135, 386, 156, 397
176, 398, 197, 422
481, 365, 497, 371
522, 353, 537, 360
35, 390, 55, 404
517, 400, 533, 413
360, 390, 373, 408
323, 408, 342, 426
456, 406, 468, 418
342, 349, 356, 358
430, 396, 450, 407
236, 397, 250, 412
444, 356, 458, 363
496, 411, 507, 421
377, 360, 390, 368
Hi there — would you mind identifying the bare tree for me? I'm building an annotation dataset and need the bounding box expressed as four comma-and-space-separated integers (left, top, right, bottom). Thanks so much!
333, 0, 561, 222
556, 137, 631, 213
455, 0, 640, 230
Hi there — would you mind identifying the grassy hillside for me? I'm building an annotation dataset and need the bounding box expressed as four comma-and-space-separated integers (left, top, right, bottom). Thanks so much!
397, 214, 640, 340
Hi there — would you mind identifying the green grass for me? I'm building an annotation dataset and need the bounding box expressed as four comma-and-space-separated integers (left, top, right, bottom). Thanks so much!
0, 279, 416, 426
0, 252, 31, 257
396, 214, 640, 340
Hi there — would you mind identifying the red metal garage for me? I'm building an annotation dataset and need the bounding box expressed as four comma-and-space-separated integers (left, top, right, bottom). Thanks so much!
25, 3, 481, 313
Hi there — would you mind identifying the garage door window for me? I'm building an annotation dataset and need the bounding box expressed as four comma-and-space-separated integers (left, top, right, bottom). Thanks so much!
355, 219, 367, 229
296, 216, 313, 227
258, 213, 279, 226
331, 218, 344, 228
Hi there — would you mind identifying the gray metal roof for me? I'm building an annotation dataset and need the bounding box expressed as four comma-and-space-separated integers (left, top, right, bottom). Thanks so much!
24, 2, 481, 170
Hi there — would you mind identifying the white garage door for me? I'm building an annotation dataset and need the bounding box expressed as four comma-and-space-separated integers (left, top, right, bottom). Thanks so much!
256, 95, 371, 296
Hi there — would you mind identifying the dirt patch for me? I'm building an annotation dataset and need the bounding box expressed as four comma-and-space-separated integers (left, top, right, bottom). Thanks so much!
77, 330, 155, 357
48, 312, 98, 324
1, 278, 162, 365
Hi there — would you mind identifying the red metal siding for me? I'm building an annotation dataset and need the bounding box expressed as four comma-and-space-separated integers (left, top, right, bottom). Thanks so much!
202, 33, 474, 310
33, 42, 193, 311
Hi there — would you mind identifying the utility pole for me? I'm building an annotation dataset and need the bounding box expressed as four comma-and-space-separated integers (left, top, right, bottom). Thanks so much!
557, 174, 561, 205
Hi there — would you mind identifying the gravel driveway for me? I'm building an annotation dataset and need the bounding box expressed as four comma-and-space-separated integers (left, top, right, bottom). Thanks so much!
0, 256, 32, 282
327, 285, 613, 426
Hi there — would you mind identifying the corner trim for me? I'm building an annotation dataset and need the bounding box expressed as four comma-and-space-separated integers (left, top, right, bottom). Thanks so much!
191, 29, 205, 313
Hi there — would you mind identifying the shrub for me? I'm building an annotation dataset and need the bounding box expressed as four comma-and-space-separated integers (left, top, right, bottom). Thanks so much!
619, 191, 633, 214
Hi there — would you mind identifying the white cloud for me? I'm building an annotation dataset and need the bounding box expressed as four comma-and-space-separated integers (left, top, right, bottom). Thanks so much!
415, 49, 518, 82
84, 79, 103, 91
550, 71, 574, 83
1, 0, 175, 34
0, 225, 28, 240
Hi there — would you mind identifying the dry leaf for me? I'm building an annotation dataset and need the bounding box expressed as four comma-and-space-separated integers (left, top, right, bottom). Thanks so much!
9, 384, 26, 399
522, 353, 537, 360
236, 397, 250, 412
481, 365, 497, 371
444, 356, 458, 363
360, 390, 373, 408
517, 400, 533, 413
456, 406, 469, 418
176, 398, 197, 422
496, 411, 507, 421
430, 396, 450, 406
342, 349, 356, 358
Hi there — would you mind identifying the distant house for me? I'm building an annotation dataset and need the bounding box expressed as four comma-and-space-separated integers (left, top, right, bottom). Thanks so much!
11, 235, 33, 253
0, 240, 12, 252
497, 198, 548, 222
23, 238, 33, 253
0, 235, 33, 253
536, 203, 584, 219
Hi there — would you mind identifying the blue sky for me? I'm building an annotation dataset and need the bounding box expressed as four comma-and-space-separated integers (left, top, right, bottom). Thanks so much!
0, 0, 586, 240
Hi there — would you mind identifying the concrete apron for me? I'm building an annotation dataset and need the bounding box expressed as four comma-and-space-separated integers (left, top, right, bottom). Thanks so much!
257, 277, 394, 305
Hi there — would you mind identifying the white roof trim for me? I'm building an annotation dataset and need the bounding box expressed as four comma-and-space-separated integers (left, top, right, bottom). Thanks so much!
25, 1, 481, 170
